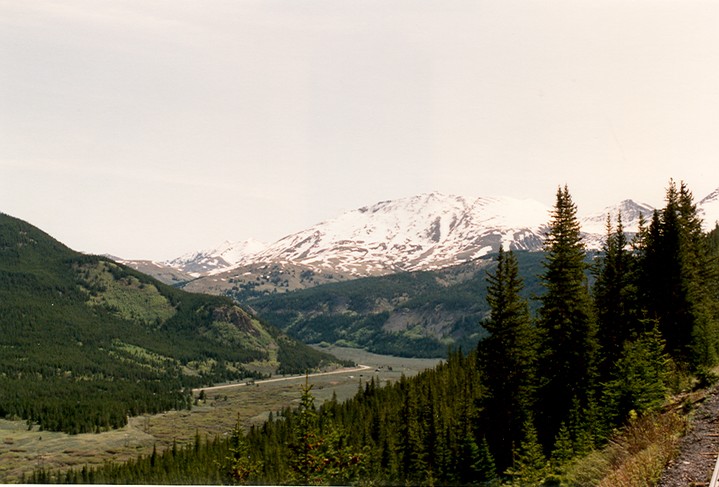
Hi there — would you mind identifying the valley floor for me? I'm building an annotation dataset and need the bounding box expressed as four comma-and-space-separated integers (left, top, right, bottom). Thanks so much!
0, 347, 440, 483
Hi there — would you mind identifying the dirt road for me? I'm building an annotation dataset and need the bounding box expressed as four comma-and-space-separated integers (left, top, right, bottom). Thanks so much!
192, 364, 372, 394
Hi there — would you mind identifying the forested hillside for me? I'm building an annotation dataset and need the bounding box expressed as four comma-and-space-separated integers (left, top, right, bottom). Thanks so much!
0, 213, 338, 435
34, 180, 719, 485
239, 252, 547, 357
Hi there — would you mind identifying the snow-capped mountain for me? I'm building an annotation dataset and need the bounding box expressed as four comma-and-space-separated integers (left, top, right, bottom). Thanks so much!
168, 192, 555, 278
580, 199, 655, 249
163, 188, 719, 281
165, 239, 267, 277
580, 199, 655, 234
241, 193, 551, 275
165, 193, 551, 277
699, 187, 719, 230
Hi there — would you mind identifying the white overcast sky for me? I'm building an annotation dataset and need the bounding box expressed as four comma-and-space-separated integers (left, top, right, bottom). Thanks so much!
2, 0, 719, 260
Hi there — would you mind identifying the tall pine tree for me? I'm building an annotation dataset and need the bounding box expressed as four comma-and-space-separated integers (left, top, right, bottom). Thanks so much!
536, 185, 599, 448
593, 213, 642, 379
478, 246, 538, 470
505, 414, 548, 486
678, 184, 719, 366
638, 180, 719, 367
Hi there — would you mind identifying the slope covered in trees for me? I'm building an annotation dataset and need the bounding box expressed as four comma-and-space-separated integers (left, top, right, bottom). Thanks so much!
0, 212, 338, 434
242, 252, 547, 357
26, 181, 719, 485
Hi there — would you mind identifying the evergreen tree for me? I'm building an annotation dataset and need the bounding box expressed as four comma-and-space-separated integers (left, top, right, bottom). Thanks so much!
593, 213, 641, 378
707, 224, 719, 331
566, 395, 595, 455
288, 380, 325, 485
679, 185, 719, 366
478, 246, 538, 470
536, 185, 599, 448
476, 436, 498, 484
223, 414, 261, 484
505, 414, 547, 486
550, 423, 574, 473
708, 224, 719, 254
398, 383, 427, 482
642, 182, 691, 360
602, 323, 670, 426
639, 180, 719, 367
287, 378, 364, 485
455, 379, 497, 484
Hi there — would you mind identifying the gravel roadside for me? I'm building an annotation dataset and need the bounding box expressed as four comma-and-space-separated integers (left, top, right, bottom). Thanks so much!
657, 387, 719, 486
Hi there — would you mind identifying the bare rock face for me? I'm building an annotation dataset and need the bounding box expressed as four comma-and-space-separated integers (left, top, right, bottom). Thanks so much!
211, 305, 257, 335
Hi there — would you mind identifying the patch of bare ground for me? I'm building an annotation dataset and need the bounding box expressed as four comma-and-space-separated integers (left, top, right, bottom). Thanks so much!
658, 386, 719, 486
0, 418, 157, 483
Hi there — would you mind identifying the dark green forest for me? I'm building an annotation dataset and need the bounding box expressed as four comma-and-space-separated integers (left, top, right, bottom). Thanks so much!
241, 251, 548, 357
0, 213, 338, 435
29, 180, 719, 485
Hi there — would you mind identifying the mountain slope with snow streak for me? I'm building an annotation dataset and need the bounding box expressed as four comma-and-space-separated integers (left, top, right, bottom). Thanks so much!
242, 193, 551, 275
699, 187, 719, 230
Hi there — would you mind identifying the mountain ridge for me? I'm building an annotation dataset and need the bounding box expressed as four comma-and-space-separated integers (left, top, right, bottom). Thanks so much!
152, 193, 654, 279
117, 187, 718, 290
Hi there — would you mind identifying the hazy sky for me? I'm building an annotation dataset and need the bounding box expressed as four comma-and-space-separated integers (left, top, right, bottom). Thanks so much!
2, 0, 719, 260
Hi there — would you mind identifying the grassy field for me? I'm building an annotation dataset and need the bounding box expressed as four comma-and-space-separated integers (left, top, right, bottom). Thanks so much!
0, 346, 441, 483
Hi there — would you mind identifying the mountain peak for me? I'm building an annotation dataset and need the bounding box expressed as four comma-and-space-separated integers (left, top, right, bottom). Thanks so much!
611, 199, 654, 221
577, 199, 654, 249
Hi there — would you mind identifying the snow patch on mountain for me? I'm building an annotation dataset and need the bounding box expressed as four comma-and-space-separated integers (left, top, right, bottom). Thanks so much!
165, 239, 267, 277
699, 187, 719, 230
580, 199, 655, 250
